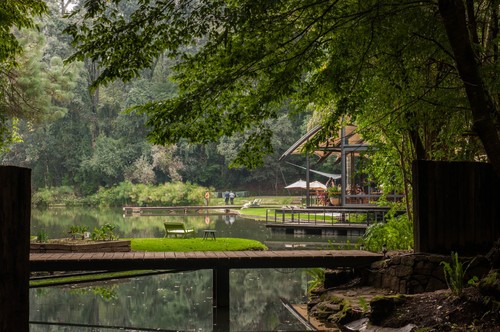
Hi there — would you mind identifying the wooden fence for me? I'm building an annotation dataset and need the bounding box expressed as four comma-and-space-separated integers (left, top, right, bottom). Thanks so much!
413, 160, 500, 255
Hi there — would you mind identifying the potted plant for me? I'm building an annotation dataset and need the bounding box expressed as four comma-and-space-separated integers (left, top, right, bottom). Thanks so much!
327, 185, 341, 206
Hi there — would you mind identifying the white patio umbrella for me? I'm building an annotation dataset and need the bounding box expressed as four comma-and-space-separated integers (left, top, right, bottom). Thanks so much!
309, 180, 327, 190
285, 179, 326, 190
284, 179, 307, 189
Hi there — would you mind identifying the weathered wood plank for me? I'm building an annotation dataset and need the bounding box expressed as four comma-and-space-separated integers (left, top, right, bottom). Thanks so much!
29, 250, 383, 272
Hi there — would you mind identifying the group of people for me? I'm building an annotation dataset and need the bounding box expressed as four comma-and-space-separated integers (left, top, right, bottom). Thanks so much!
224, 190, 236, 204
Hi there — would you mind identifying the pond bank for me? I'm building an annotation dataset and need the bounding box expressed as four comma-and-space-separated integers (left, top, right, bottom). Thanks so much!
307, 247, 500, 331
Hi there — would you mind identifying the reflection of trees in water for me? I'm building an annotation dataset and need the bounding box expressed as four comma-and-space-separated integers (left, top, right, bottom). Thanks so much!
30, 269, 309, 331
30, 270, 213, 331
32, 207, 166, 238
101, 270, 213, 330
31, 207, 270, 240
230, 269, 308, 331
30, 284, 106, 330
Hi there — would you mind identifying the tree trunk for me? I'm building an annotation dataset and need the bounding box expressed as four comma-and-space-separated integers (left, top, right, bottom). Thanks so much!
438, 0, 500, 179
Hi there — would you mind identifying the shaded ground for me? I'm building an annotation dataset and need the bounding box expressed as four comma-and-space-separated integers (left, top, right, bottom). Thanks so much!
310, 286, 500, 331
376, 287, 500, 331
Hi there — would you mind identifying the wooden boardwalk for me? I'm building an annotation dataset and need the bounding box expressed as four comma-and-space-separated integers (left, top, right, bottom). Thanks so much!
29, 250, 382, 272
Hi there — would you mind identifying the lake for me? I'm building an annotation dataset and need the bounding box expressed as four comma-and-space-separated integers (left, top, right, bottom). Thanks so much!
30, 268, 312, 331
30, 207, 358, 250
29, 207, 356, 331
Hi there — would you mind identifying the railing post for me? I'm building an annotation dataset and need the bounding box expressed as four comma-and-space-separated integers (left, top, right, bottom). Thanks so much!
213, 268, 230, 331
0, 166, 31, 332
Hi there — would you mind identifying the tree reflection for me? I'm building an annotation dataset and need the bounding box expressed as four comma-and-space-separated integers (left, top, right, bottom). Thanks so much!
30, 269, 309, 331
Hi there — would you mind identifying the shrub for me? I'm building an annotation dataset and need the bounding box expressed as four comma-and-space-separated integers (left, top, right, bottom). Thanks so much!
32, 186, 78, 207
362, 213, 413, 252
33, 182, 211, 207
36, 230, 49, 243
91, 223, 119, 241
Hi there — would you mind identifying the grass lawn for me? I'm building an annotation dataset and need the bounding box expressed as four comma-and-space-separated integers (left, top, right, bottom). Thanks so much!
130, 237, 268, 252
238, 207, 271, 220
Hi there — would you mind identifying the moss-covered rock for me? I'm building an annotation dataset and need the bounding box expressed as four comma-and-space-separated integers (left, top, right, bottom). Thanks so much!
328, 299, 364, 325
478, 270, 500, 300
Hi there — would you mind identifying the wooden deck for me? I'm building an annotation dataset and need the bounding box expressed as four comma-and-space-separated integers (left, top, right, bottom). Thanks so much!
270, 206, 391, 224
29, 250, 382, 272
266, 222, 368, 230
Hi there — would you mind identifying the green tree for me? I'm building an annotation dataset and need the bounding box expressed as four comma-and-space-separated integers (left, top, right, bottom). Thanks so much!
0, 0, 47, 150
0, 0, 46, 63
66, 0, 500, 178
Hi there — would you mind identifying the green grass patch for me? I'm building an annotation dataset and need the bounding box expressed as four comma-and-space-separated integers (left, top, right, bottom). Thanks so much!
238, 207, 273, 220
130, 237, 267, 252
211, 196, 298, 206
30, 270, 155, 288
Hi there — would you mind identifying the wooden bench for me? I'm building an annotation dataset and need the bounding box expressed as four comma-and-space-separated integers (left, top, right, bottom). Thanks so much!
163, 222, 195, 238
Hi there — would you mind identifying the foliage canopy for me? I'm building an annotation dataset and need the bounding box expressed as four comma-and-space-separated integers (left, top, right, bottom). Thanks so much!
67, 0, 500, 174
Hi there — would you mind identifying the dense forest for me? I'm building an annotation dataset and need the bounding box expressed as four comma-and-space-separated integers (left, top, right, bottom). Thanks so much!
0, 0, 329, 196
1, 0, 498, 205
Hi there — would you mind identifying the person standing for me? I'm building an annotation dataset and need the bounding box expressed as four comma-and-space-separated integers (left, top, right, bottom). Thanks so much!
229, 191, 235, 204
326, 177, 335, 188
224, 190, 230, 205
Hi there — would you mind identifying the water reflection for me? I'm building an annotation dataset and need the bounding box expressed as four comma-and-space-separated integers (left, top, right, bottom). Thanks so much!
30, 269, 310, 331
31, 207, 358, 250
30, 208, 356, 330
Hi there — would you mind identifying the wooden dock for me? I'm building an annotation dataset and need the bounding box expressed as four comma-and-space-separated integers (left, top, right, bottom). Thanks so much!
123, 205, 241, 217
270, 206, 392, 224
267, 222, 367, 237
29, 250, 382, 272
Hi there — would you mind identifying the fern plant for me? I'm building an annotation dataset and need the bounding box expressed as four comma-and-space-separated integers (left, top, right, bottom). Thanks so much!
306, 268, 325, 293
440, 252, 475, 296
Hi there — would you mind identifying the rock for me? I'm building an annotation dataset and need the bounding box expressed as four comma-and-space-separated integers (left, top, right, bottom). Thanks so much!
329, 305, 364, 325
341, 318, 417, 332
486, 238, 500, 269
340, 317, 369, 332
478, 270, 500, 300
325, 268, 356, 288
369, 295, 407, 325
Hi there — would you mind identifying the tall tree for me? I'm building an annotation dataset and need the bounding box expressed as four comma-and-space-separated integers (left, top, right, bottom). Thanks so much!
66, 0, 500, 177
438, 0, 500, 175
0, 0, 47, 150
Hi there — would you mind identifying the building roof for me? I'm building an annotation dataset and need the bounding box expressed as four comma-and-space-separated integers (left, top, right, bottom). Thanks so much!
279, 124, 366, 162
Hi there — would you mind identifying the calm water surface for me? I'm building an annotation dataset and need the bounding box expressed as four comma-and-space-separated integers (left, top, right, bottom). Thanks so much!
30, 269, 310, 331
31, 207, 357, 249
30, 208, 356, 331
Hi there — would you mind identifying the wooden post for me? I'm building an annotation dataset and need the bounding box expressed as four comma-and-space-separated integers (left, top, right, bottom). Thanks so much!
212, 268, 230, 331
0, 166, 31, 332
